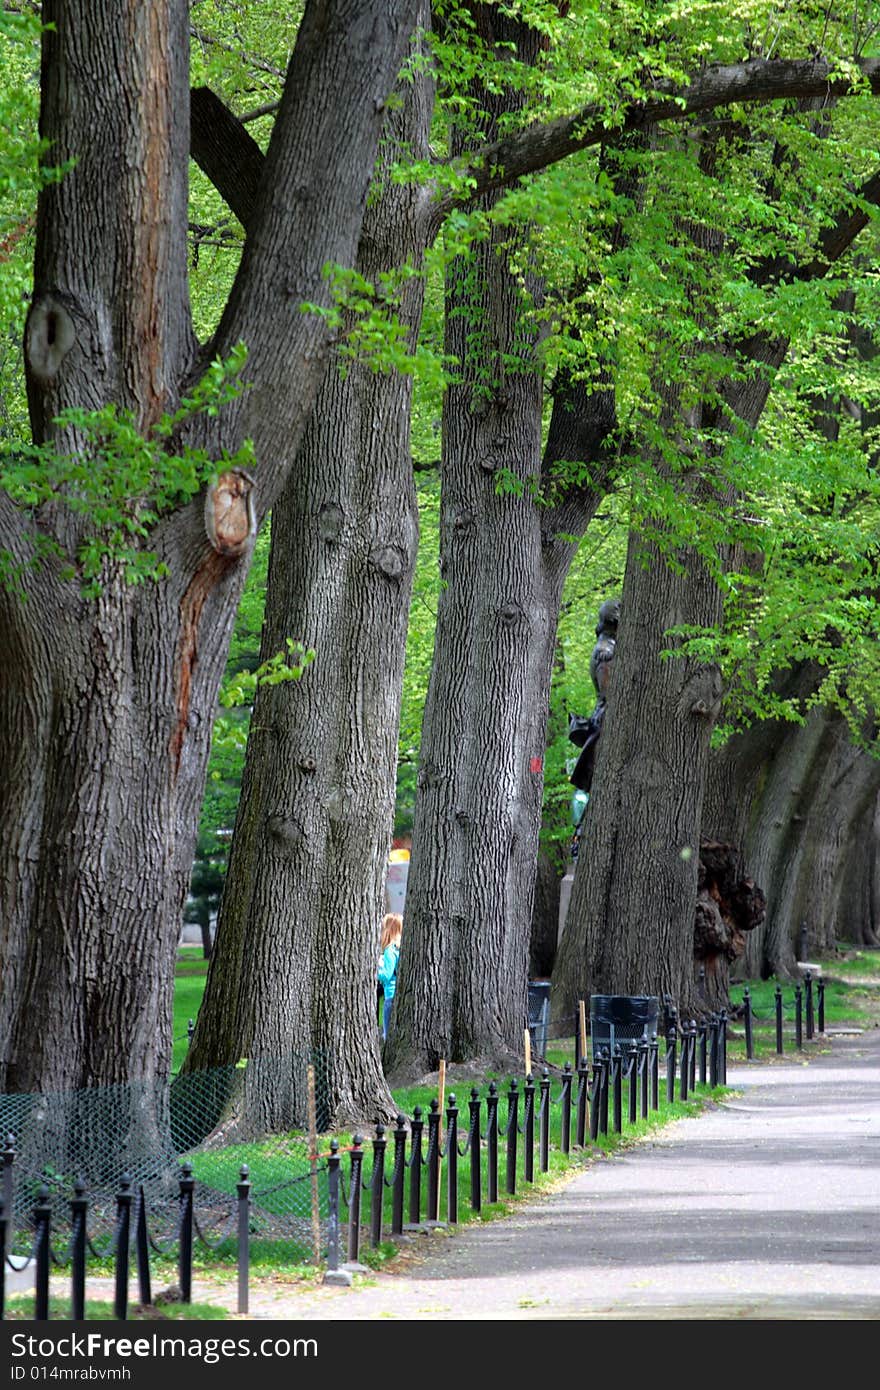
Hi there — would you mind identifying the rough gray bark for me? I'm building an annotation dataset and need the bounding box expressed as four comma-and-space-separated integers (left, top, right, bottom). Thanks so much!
0, 0, 419, 1098
384, 7, 624, 1077
706, 704, 880, 975
383, 218, 547, 1072
530, 844, 564, 979
185, 12, 434, 1129
552, 526, 725, 1022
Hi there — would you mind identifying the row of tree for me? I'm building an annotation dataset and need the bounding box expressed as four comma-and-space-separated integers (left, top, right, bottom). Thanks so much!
1, 1, 878, 1128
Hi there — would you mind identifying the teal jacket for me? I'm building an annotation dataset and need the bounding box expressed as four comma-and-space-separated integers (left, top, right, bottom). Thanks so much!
378, 942, 400, 1001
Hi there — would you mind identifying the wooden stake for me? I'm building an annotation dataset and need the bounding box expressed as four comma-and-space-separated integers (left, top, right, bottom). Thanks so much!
524, 1027, 531, 1079
435, 1059, 446, 1221
307, 1064, 321, 1264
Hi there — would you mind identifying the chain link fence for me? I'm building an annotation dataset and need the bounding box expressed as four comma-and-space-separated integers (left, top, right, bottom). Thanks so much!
0, 1051, 333, 1266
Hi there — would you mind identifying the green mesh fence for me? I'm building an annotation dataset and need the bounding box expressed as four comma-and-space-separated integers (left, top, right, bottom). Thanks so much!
0, 1050, 333, 1266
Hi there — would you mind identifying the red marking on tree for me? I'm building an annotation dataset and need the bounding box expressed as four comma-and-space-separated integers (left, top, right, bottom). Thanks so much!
170, 550, 230, 778
530, 756, 543, 774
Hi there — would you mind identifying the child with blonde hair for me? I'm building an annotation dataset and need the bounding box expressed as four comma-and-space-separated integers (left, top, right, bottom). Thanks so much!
378, 913, 402, 1041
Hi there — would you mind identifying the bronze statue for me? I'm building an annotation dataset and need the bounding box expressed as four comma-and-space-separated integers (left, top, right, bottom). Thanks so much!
568, 597, 620, 798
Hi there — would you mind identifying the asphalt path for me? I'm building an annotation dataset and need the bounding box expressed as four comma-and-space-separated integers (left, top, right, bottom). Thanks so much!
233, 1025, 880, 1321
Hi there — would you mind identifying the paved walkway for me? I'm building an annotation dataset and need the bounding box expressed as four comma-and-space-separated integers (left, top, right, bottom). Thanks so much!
209, 1025, 880, 1321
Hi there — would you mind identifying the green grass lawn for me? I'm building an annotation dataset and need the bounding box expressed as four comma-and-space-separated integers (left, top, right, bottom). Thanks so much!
172, 948, 209, 1071
3, 1293, 227, 1320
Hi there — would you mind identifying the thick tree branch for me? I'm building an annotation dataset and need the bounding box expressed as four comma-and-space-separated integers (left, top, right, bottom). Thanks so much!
806, 168, 880, 272
190, 86, 264, 229
193, 61, 880, 252
434, 58, 880, 217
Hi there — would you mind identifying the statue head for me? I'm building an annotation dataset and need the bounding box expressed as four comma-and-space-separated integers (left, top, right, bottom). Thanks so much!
596, 597, 620, 637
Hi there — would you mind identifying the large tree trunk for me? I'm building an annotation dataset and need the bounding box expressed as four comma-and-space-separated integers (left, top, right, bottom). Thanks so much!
383, 215, 547, 1074
552, 527, 724, 1023
706, 701, 880, 975
186, 18, 433, 1129
0, 0, 419, 1102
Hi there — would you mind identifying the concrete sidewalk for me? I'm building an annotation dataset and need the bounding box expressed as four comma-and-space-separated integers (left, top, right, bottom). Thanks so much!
223, 1026, 880, 1321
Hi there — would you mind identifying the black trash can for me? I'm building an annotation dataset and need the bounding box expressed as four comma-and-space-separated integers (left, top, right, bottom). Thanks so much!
590, 995, 659, 1060
527, 981, 551, 1060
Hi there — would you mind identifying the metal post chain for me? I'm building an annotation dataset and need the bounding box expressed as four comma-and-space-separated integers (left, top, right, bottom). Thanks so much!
177, 1163, 194, 1307
391, 1116, 407, 1236
33, 1186, 51, 1321
486, 1083, 499, 1205
505, 1081, 519, 1196
326, 1141, 342, 1274
467, 1090, 481, 1215
539, 1071, 551, 1173
575, 1059, 590, 1148
369, 1124, 386, 1247
347, 1137, 364, 1264
408, 1107, 423, 1225
446, 1097, 459, 1224
523, 1077, 535, 1185
559, 1062, 573, 1155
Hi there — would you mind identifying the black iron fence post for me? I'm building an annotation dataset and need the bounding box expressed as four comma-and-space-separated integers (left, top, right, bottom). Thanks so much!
408, 1108, 423, 1225
505, 1081, 519, 1195
370, 1124, 386, 1247
391, 1116, 407, 1236
113, 1175, 133, 1322
626, 1046, 637, 1125
326, 1140, 342, 1274
539, 1071, 551, 1173
69, 1184, 88, 1323
560, 1062, 573, 1154
775, 984, 784, 1054
236, 1165, 250, 1316
698, 1021, 707, 1085
33, 1185, 51, 1321
575, 1058, 590, 1147
598, 1051, 609, 1137
817, 978, 825, 1034
589, 1057, 601, 1141
446, 1096, 459, 1224
178, 1162, 194, 1305
709, 1014, 719, 1087
743, 987, 753, 1060
688, 1021, 697, 1092
2, 1135, 13, 1256
135, 1184, 151, 1311
426, 1101, 440, 1223
523, 1076, 535, 1184
649, 1035, 658, 1112
70, 1180, 88, 1323
0, 1194, 7, 1322
468, 1090, 482, 1214
612, 1045, 622, 1133
486, 1084, 499, 1204
679, 1027, 688, 1101
347, 1136, 364, 1263
639, 1045, 653, 1117
795, 985, 803, 1050
719, 1009, 728, 1084
666, 1029, 677, 1104
805, 971, 814, 1040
